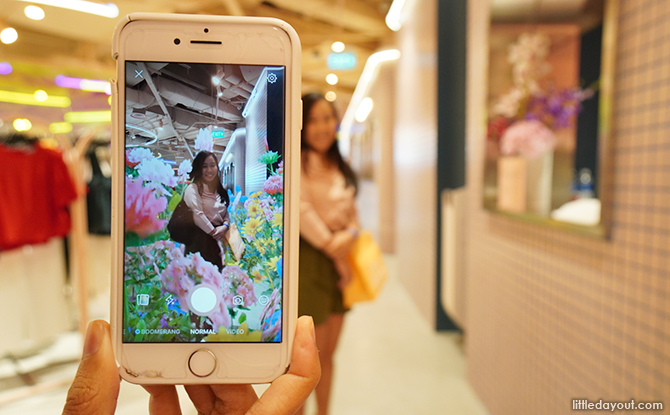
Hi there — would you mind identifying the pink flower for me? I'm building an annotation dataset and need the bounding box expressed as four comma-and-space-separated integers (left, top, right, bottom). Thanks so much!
125, 178, 168, 238
208, 300, 232, 331
500, 120, 557, 159
277, 161, 284, 175
222, 266, 257, 307
260, 289, 281, 341
262, 175, 283, 195
161, 257, 194, 311
126, 147, 153, 167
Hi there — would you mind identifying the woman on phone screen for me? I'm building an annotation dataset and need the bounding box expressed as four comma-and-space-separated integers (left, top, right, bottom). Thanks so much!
183, 151, 230, 271
298, 92, 359, 415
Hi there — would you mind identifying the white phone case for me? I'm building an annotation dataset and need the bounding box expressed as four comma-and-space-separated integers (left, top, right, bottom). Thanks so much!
110, 13, 301, 384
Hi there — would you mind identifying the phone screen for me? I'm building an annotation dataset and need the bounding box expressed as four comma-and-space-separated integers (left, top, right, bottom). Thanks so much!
122, 61, 285, 343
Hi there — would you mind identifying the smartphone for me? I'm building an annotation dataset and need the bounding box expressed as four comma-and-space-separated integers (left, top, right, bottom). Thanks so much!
110, 13, 301, 384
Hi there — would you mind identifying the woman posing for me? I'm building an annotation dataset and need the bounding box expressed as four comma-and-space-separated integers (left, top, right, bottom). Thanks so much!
182, 151, 230, 271
298, 93, 359, 415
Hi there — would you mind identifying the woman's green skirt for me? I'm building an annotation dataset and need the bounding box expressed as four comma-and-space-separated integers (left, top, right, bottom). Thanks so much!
298, 238, 347, 326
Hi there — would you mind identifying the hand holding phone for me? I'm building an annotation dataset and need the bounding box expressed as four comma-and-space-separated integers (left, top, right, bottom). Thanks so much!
62, 318, 319, 414
110, 13, 301, 384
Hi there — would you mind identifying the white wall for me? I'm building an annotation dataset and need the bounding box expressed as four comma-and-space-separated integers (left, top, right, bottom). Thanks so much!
393, 0, 438, 326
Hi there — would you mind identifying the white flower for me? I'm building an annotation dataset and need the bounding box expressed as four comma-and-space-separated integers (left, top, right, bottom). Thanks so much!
508, 33, 551, 93
492, 87, 525, 118
194, 128, 213, 152
137, 157, 177, 188
126, 147, 154, 165
177, 159, 192, 178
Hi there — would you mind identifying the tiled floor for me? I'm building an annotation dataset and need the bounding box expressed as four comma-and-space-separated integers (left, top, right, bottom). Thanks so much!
0, 256, 490, 415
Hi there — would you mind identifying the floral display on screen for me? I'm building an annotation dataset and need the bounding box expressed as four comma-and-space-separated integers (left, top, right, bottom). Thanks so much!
488, 32, 594, 159
123, 147, 283, 343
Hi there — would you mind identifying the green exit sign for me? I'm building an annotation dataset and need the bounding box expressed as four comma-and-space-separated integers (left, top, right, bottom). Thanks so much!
212, 130, 225, 138
327, 52, 357, 70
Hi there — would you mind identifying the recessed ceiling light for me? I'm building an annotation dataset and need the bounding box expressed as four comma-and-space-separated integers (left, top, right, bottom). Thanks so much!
1, 28, 18, 45
25, 5, 45, 20
326, 73, 338, 85
34, 90, 49, 102
331, 41, 345, 53
13, 118, 32, 132
325, 91, 337, 102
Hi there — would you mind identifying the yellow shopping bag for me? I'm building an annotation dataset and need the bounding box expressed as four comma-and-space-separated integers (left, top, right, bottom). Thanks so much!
343, 231, 388, 308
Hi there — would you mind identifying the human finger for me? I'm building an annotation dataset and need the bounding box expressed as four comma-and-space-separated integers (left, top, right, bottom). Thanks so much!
184, 384, 257, 415
62, 320, 120, 415
245, 316, 321, 415
143, 384, 182, 415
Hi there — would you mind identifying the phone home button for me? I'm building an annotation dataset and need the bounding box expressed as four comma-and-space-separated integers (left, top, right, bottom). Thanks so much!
189, 349, 217, 377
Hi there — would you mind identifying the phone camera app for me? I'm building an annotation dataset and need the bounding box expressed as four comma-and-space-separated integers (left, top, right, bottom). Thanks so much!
123, 62, 285, 344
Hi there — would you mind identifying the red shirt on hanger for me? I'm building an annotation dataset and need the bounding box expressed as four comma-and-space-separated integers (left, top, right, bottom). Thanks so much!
0, 144, 78, 251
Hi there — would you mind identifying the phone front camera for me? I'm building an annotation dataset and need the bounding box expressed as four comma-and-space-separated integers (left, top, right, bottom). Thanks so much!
174, 38, 181, 45
204, 28, 209, 33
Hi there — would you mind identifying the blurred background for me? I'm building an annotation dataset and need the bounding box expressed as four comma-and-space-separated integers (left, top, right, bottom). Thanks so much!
1, 0, 669, 414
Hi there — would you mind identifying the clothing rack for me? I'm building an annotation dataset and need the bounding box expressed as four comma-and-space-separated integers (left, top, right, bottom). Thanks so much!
57, 133, 95, 336
0, 133, 95, 404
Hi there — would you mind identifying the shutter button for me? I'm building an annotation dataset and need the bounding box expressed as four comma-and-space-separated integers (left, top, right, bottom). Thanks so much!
189, 349, 217, 377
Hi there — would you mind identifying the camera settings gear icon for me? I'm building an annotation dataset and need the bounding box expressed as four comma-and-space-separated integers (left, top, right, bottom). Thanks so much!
267, 73, 278, 84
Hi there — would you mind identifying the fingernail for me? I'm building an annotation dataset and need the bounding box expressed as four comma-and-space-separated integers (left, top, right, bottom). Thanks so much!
83, 321, 103, 358
308, 317, 316, 343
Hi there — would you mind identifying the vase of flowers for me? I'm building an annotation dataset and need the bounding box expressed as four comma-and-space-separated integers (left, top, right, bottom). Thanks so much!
488, 32, 592, 216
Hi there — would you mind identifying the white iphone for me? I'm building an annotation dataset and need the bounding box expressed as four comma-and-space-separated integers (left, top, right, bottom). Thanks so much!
110, 13, 301, 384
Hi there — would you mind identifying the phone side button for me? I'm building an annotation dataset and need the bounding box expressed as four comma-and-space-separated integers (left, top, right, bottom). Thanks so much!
188, 349, 217, 377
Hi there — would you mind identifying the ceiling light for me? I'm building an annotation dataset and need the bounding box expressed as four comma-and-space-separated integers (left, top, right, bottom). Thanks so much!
355, 97, 374, 122
339, 49, 400, 152
15, 0, 119, 18
386, 0, 409, 31
34, 90, 49, 102
326, 73, 339, 85
331, 41, 345, 53
0, 62, 12, 75
0, 89, 71, 107
49, 122, 73, 134
212, 76, 220, 85
13, 118, 32, 132
55, 75, 111, 94
1, 28, 18, 45
325, 91, 337, 102
65, 110, 111, 123
25, 5, 45, 20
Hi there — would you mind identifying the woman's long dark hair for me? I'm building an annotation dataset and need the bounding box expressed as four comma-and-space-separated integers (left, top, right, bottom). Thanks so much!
301, 92, 357, 191
189, 151, 230, 205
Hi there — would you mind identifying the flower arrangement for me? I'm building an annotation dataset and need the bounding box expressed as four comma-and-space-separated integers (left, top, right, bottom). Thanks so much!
194, 128, 214, 152
122, 145, 284, 342
488, 32, 593, 159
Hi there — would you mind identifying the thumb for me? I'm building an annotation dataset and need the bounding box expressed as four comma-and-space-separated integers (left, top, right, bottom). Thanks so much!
63, 320, 120, 415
